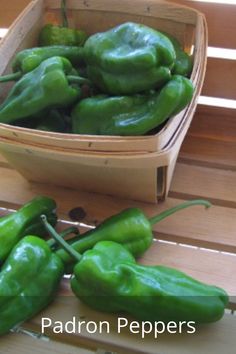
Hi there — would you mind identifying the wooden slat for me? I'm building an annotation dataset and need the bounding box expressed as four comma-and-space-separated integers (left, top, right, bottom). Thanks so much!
0, 165, 236, 253
152, 200, 236, 253
171, 163, 236, 205
179, 135, 236, 170
0, 0, 31, 27
171, 0, 236, 49
0, 332, 95, 354
202, 57, 236, 100
187, 105, 236, 142
24, 296, 236, 354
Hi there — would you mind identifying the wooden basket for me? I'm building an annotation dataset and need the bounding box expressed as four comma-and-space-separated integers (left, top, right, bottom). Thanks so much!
0, 77, 200, 203
0, 0, 207, 153
0, 0, 207, 202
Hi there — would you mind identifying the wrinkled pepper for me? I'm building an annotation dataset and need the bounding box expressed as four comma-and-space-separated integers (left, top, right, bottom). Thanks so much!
0, 46, 85, 83
56, 200, 211, 266
0, 56, 85, 124
38, 0, 87, 47
72, 74, 194, 136
0, 196, 57, 263
70, 240, 229, 324
0, 235, 64, 335
162, 32, 193, 77
84, 22, 176, 94
0, 199, 212, 334
39, 25, 87, 48
0, 212, 80, 335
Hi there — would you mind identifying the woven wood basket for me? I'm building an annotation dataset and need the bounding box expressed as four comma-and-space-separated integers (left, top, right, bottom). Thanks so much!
0, 0, 207, 202
0, 0, 207, 152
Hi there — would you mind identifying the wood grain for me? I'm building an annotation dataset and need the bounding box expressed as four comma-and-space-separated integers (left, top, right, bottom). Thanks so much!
202, 57, 236, 100
0, 332, 95, 354
24, 297, 236, 354
170, 0, 236, 49
180, 135, 236, 170
0, 164, 236, 253
188, 105, 236, 143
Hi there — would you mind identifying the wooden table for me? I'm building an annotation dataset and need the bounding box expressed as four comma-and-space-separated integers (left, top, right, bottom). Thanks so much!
0, 0, 236, 353
0, 99, 235, 353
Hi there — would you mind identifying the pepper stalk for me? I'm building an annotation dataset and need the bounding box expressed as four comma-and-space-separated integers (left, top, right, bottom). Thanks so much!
54, 199, 211, 266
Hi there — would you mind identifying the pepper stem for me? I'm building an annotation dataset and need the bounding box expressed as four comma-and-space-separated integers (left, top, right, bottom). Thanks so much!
67, 75, 91, 85
0, 71, 22, 83
41, 215, 82, 262
61, 0, 68, 28
149, 199, 211, 226
47, 225, 79, 248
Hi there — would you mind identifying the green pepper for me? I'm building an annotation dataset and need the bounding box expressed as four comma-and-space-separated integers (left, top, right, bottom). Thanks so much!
72, 75, 194, 136
0, 214, 81, 335
0, 46, 85, 83
161, 31, 193, 77
56, 200, 211, 266
0, 199, 213, 335
0, 196, 57, 264
70, 240, 228, 324
84, 22, 176, 94
0, 235, 65, 335
39, 25, 86, 48
39, 0, 87, 47
33, 109, 68, 132
0, 56, 86, 124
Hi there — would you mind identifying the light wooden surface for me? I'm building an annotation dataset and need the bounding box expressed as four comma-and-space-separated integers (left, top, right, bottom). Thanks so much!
0, 332, 95, 354
0, 122, 235, 352
0, 0, 236, 353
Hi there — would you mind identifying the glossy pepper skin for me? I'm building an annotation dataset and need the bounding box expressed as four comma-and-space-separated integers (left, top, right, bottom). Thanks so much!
0, 196, 57, 264
84, 22, 176, 95
71, 240, 229, 324
0, 199, 212, 335
56, 200, 211, 266
0, 216, 81, 335
0, 236, 64, 335
0, 56, 81, 124
162, 32, 193, 77
0, 46, 85, 83
72, 75, 194, 136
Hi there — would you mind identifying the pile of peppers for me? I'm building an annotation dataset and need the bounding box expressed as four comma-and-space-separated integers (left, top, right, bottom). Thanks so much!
0, 196, 229, 335
0, 1, 194, 135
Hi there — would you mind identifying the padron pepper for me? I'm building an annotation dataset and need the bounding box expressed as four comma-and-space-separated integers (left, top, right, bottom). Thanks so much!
162, 31, 193, 77
0, 46, 85, 83
0, 216, 80, 335
39, 25, 87, 48
38, 0, 87, 47
0, 56, 88, 124
44, 223, 228, 324
69, 240, 229, 324
72, 74, 194, 136
0, 235, 65, 335
84, 21, 176, 94
0, 200, 211, 334
0, 196, 57, 264
56, 200, 211, 267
